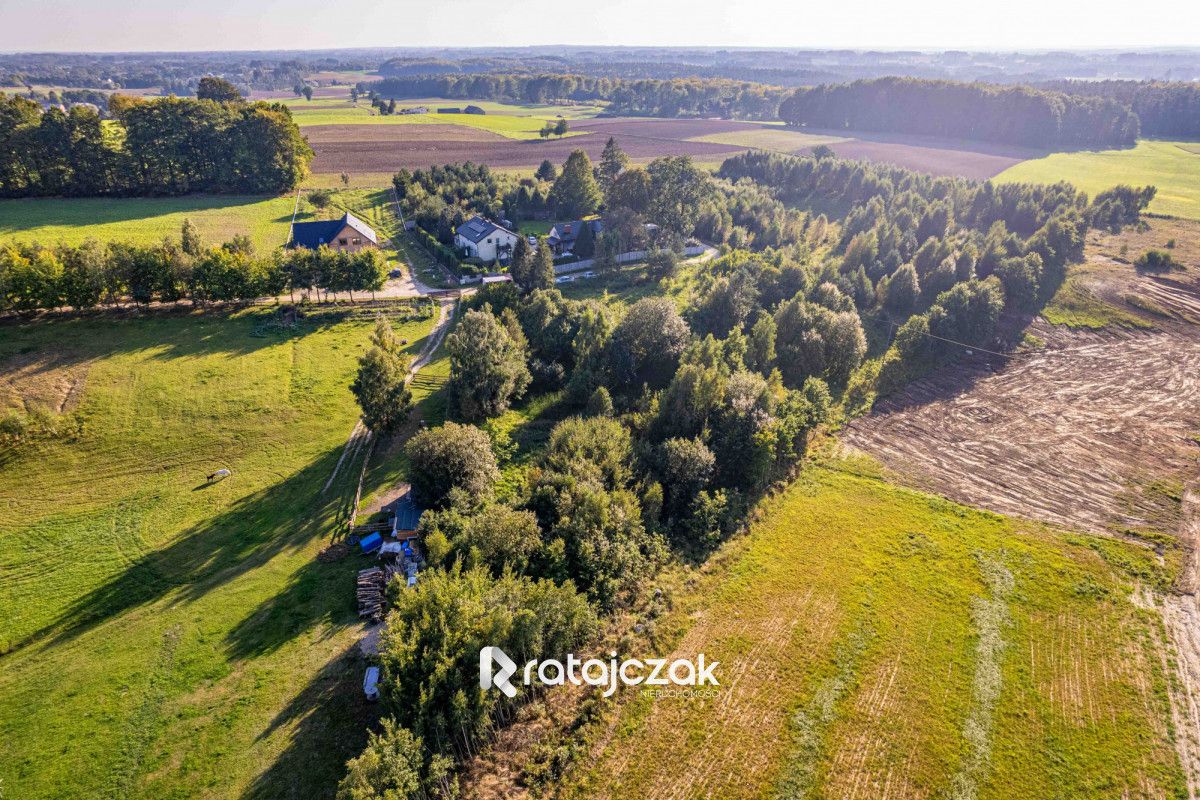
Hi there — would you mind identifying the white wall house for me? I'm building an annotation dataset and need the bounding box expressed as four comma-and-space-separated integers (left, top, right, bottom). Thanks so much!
454, 216, 519, 263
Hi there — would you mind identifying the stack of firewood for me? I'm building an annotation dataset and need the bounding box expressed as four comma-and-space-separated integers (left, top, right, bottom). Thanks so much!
357, 567, 385, 622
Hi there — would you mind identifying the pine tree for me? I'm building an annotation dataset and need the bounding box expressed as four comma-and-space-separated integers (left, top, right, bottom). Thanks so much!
597, 137, 629, 194
509, 235, 531, 289
549, 150, 602, 219
533, 239, 555, 291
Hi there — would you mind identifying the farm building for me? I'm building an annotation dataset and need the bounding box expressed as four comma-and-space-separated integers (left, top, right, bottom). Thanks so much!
547, 218, 603, 256
390, 489, 425, 538
289, 212, 379, 252
454, 215, 519, 263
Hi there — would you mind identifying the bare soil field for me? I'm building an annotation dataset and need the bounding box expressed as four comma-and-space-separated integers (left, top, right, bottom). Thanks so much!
304, 116, 1032, 178
304, 121, 747, 173
843, 223, 1200, 537
828, 138, 1026, 179
844, 320, 1200, 534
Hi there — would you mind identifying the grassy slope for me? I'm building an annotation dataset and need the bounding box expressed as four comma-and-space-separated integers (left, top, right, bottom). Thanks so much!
996, 140, 1200, 220
0, 306, 435, 799
567, 462, 1183, 799
0, 194, 297, 251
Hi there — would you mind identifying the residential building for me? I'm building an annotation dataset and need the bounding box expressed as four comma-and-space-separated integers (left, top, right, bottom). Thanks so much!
454, 215, 519, 263
289, 212, 379, 252
547, 218, 603, 256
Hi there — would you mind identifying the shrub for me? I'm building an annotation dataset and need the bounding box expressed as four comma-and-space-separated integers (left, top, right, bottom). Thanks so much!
405, 421, 499, 508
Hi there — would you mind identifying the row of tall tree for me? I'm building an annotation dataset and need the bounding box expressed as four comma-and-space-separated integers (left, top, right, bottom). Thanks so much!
778, 77, 1139, 149
0, 224, 387, 312
365, 73, 789, 119
0, 88, 312, 197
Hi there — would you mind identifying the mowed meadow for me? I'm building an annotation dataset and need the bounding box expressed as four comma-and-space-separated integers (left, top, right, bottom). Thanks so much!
997, 140, 1200, 220
0, 194, 298, 251
566, 463, 1184, 799
0, 304, 436, 798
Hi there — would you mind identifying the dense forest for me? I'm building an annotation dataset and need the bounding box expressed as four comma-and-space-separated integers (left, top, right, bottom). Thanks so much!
1042, 80, 1200, 140
331, 142, 1154, 797
0, 89, 312, 196
778, 77, 1140, 149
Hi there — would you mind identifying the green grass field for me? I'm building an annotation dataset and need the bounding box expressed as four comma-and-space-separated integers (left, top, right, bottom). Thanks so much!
567, 461, 1183, 798
0, 194, 297, 251
0, 305, 436, 799
997, 140, 1200, 220
284, 95, 598, 139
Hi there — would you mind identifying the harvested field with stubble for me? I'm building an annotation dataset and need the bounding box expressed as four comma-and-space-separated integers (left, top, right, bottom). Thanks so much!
561, 465, 1183, 800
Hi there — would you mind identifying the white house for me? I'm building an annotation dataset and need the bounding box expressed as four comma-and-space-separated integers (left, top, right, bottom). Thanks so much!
454, 216, 519, 263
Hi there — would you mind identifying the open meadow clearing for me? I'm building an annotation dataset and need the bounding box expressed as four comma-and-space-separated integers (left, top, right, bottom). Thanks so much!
0, 194, 297, 251
996, 140, 1200, 220
565, 463, 1184, 799
284, 93, 601, 138
0, 304, 438, 799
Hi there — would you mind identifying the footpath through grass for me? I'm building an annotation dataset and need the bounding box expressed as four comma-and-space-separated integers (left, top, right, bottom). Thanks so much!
997, 140, 1200, 220
567, 461, 1183, 799
0, 304, 434, 799
0, 194, 297, 251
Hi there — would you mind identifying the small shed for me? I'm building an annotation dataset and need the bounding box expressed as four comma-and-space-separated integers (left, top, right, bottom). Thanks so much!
391, 490, 426, 536
359, 532, 383, 554
363, 666, 380, 701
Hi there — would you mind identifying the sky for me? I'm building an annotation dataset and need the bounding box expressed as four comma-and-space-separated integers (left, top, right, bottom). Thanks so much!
0, 0, 1197, 52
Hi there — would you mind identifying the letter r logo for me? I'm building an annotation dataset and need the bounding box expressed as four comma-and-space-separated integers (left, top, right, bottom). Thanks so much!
480, 646, 517, 697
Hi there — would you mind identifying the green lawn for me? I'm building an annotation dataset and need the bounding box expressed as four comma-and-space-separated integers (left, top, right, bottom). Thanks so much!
0, 194, 297, 251
996, 140, 1200, 220
0, 305, 436, 799
567, 461, 1183, 799
284, 95, 596, 139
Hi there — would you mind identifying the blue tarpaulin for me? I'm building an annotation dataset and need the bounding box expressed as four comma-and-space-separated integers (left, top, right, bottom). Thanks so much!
360, 532, 383, 554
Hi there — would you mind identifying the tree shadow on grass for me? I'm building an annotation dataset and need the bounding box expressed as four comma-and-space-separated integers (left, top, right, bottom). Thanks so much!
12, 443, 355, 654
0, 194, 284, 233
242, 645, 380, 800
0, 301, 429, 372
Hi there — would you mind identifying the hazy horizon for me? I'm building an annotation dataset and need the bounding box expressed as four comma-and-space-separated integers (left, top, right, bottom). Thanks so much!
0, 0, 1197, 53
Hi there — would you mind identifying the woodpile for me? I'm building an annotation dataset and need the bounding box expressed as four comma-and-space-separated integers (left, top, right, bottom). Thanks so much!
357, 567, 385, 622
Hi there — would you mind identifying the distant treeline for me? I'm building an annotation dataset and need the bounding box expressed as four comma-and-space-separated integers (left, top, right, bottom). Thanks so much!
0, 93, 312, 197
1041, 80, 1200, 140
0, 229, 389, 313
366, 73, 1168, 149
0, 53, 332, 93
365, 73, 789, 119
779, 77, 1139, 149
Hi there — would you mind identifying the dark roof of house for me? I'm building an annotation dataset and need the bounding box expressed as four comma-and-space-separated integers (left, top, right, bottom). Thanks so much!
455, 215, 516, 244
548, 218, 603, 245
289, 212, 377, 249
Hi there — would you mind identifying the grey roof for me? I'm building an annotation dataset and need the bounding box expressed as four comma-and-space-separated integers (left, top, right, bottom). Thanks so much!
289, 212, 378, 249
455, 215, 515, 244
548, 218, 603, 246
390, 489, 425, 533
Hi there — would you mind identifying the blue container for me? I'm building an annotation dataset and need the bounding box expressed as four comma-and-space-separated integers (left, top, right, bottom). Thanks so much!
359, 532, 383, 554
